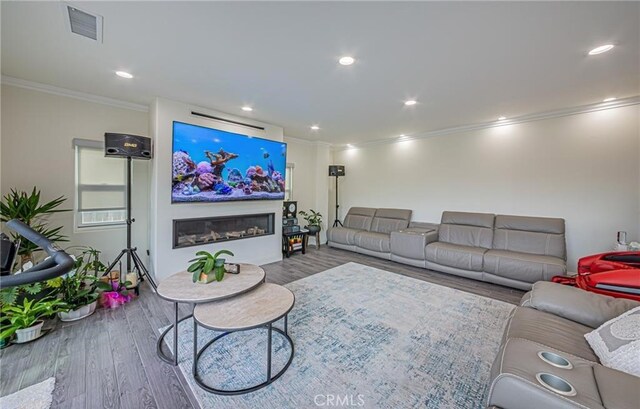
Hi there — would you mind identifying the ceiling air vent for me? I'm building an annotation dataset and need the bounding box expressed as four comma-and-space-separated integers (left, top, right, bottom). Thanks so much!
66, 4, 102, 42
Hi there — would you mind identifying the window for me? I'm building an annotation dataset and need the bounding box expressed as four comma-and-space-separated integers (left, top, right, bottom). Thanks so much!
74, 139, 127, 228
285, 163, 294, 200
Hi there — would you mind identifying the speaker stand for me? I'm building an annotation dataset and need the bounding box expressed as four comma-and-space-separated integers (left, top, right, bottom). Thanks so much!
332, 175, 343, 228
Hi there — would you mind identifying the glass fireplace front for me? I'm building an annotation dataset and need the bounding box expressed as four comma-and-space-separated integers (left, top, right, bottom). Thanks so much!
173, 213, 275, 249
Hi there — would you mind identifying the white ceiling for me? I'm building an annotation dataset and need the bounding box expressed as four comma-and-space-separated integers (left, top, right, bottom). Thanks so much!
2, 1, 639, 144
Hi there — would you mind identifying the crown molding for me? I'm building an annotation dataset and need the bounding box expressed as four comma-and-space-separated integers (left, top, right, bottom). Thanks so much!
284, 135, 332, 147
1, 75, 149, 112
333, 96, 640, 151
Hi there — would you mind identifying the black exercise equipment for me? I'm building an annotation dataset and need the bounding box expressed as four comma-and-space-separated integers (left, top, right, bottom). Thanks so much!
0, 219, 74, 289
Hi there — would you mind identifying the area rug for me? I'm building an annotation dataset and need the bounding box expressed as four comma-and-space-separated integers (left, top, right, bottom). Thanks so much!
0, 377, 55, 409
161, 262, 515, 409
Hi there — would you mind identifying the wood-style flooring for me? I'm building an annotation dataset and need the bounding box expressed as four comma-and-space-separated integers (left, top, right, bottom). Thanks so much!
0, 245, 524, 408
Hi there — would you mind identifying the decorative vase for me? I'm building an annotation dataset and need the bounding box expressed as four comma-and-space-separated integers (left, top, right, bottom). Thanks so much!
306, 225, 321, 234
58, 300, 98, 322
15, 320, 44, 343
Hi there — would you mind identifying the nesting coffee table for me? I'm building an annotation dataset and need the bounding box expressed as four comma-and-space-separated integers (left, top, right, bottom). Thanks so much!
156, 263, 295, 395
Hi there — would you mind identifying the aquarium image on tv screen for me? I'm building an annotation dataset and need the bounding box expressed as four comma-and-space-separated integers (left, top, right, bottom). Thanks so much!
172, 121, 287, 203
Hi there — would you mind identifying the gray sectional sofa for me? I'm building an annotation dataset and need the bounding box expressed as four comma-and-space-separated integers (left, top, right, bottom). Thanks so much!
326, 207, 412, 259
488, 281, 640, 409
328, 208, 567, 290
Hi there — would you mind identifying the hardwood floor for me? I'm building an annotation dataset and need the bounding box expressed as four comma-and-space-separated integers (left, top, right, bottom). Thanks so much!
0, 246, 524, 408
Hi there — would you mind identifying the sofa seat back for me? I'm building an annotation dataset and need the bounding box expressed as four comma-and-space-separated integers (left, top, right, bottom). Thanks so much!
370, 208, 412, 234
343, 207, 377, 231
438, 211, 495, 249
493, 215, 566, 260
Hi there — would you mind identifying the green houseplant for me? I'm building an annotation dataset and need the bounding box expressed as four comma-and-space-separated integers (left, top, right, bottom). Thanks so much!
56, 247, 111, 321
188, 250, 234, 283
299, 209, 323, 234
0, 297, 68, 343
0, 187, 70, 264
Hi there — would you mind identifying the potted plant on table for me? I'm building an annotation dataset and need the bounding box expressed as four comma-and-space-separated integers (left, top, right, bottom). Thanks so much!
0, 296, 68, 343
299, 209, 323, 234
189, 250, 234, 283
56, 247, 112, 321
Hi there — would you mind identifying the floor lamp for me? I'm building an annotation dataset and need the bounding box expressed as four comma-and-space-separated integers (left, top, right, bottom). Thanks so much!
329, 165, 346, 227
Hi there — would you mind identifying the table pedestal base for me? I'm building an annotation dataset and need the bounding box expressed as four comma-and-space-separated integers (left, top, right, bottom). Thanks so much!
192, 317, 294, 395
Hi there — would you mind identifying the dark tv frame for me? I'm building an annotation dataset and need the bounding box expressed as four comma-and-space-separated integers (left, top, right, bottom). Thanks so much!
170, 120, 288, 204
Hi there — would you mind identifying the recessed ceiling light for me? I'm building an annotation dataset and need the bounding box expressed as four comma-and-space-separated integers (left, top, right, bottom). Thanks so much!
242, 106, 253, 112
310, 125, 320, 131
115, 71, 133, 79
497, 116, 507, 121
346, 144, 354, 148
338, 56, 355, 66
588, 44, 614, 55
404, 100, 417, 106
603, 97, 616, 102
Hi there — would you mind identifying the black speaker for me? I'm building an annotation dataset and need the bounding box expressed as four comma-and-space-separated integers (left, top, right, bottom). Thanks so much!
105, 133, 152, 159
328, 165, 345, 177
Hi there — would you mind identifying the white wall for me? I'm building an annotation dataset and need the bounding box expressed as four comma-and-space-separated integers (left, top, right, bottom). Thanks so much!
282, 137, 331, 244
332, 105, 640, 269
149, 98, 285, 281
0, 84, 151, 265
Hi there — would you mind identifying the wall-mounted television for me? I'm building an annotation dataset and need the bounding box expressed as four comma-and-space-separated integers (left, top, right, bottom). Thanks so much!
172, 121, 287, 203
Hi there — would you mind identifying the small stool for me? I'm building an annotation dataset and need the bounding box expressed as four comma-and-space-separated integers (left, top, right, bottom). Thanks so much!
192, 283, 295, 395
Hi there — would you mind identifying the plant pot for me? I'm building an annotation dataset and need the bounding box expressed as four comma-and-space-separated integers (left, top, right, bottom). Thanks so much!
306, 225, 321, 234
197, 272, 216, 284
15, 320, 44, 343
58, 300, 98, 322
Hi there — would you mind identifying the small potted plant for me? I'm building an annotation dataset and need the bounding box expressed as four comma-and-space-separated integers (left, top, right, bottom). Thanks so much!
0, 296, 68, 343
57, 247, 112, 321
299, 209, 323, 234
189, 250, 234, 283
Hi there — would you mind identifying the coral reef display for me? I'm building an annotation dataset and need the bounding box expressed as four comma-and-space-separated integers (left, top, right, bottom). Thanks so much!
172, 122, 287, 203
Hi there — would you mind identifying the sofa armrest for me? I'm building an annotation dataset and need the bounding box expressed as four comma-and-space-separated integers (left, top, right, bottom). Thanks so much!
527, 281, 640, 328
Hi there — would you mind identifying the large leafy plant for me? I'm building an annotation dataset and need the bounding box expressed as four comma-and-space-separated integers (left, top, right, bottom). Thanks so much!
0, 296, 68, 341
188, 250, 234, 282
57, 247, 111, 310
0, 187, 70, 263
299, 209, 323, 228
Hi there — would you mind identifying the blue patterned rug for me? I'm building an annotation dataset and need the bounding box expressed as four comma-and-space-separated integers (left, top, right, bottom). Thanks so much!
160, 262, 515, 409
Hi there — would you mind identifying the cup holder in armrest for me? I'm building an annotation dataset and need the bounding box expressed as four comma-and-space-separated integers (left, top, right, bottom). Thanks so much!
535, 373, 577, 397
537, 351, 573, 369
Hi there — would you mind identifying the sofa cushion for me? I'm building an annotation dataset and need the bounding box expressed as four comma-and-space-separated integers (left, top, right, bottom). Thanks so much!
370, 208, 412, 234
343, 207, 376, 231
505, 307, 599, 362
584, 306, 640, 377
593, 364, 640, 409
438, 211, 495, 248
327, 226, 359, 246
425, 242, 487, 271
354, 231, 390, 253
484, 249, 566, 283
493, 215, 566, 259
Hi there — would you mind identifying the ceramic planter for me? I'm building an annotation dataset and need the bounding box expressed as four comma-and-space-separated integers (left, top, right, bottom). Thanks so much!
198, 272, 216, 284
198, 259, 226, 284
306, 225, 321, 234
58, 300, 98, 322
15, 320, 44, 343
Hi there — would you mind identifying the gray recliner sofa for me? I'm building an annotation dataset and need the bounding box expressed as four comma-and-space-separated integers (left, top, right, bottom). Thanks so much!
424, 211, 567, 290
327, 207, 412, 259
329, 208, 567, 290
488, 281, 640, 409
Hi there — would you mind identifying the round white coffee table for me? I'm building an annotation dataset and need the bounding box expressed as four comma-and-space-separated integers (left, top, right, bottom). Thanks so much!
156, 263, 265, 365
192, 283, 295, 395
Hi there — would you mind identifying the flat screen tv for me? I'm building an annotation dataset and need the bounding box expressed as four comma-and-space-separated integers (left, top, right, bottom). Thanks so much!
172, 121, 287, 203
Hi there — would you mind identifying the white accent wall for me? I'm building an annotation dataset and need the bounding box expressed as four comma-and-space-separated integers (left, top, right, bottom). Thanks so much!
0, 84, 151, 264
332, 105, 640, 270
149, 98, 285, 281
